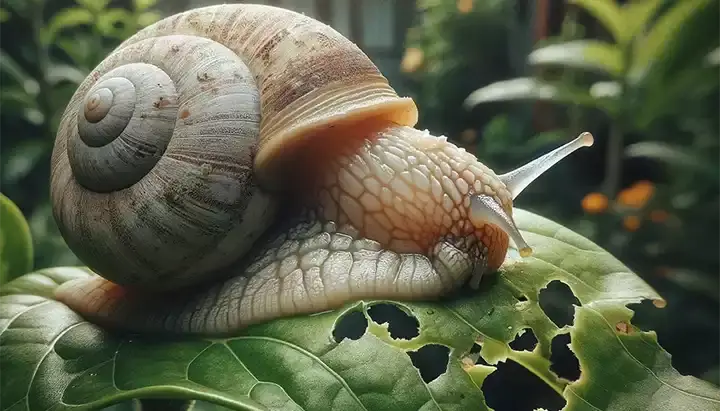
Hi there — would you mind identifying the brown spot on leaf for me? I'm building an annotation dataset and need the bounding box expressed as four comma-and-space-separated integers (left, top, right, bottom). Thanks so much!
180, 109, 190, 119
615, 321, 630, 334
461, 357, 475, 370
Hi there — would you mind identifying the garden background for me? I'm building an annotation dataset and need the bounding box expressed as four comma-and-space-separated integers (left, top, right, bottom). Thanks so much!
1, 0, 718, 409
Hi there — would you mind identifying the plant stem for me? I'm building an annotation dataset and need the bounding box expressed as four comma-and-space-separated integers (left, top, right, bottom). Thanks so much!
602, 122, 624, 197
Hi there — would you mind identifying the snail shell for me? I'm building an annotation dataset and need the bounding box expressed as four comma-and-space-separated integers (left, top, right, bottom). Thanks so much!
51, 4, 416, 290
50, 5, 593, 335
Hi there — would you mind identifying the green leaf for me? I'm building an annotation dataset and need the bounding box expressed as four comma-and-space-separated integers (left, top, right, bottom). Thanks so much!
0, 50, 40, 96
625, 141, 719, 179
630, 0, 713, 80
618, 0, 664, 43
3, 209, 718, 409
45, 63, 88, 86
568, 0, 625, 45
75, 0, 110, 14
564, 306, 720, 410
96, 8, 132, 38
0, 139, 51, 185
0, 193, 33, 285
464, 78, 605, 111
56, 36, 95, 68
42, 8, 94, 45
528, 40, 625, 78
133, 0, 158, 12
137, 10, 161, 27
0, 86, 39, 110
0, 7, 10, 23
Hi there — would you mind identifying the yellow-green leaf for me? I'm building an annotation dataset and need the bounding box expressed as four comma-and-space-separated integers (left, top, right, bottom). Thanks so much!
133, 0, 158, 12
528, 40, 625, 78
96, 8, 132, 38
464, 78, 604, 111
569, 0, 625, 44
618, 0, 664, 43
631, 0, 713, 78
75, 0, 110, 14
137, 11, 161, 27
42, 7, 93, 44
0, 7, 10, 23
0, 193, 33, 285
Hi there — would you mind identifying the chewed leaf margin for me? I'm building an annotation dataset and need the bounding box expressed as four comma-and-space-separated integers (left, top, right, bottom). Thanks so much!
1, 209, 718, 411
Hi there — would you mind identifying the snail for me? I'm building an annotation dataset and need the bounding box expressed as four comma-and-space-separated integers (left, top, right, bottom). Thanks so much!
49, 4, 593, 336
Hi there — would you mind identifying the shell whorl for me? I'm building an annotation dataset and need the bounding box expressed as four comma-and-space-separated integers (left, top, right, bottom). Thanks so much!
50, 4, 417, 291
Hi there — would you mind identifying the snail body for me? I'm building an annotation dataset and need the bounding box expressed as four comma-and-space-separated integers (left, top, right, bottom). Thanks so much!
50, 4, 592, 336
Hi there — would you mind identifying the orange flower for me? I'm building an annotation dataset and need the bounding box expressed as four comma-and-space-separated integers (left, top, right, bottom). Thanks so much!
650, 209, 669, 223
400, 48, 424, 73
623, 215, 641, 231
581, 192, 608, 214
457, 0, 473, 13
617, 180, 655, 208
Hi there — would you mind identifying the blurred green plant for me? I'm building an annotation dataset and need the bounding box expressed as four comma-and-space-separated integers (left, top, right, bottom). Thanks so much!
0, 0, 161, 269
0, 193, 33, 285
457, 0, 719, 385
463, 0, 719, 276
401, 0, 534, 138
465, 0, 719, 196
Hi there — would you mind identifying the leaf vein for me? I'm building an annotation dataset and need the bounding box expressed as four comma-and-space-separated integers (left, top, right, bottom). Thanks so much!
589, 307, 720, 403
238, 336, 368, 411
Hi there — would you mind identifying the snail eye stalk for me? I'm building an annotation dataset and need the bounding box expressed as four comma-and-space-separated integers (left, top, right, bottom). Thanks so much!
499, 132, 594, 200
469, 194, 532, 257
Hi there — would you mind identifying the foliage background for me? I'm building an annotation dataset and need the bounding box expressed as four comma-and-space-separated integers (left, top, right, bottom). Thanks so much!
1, 0, 718, 409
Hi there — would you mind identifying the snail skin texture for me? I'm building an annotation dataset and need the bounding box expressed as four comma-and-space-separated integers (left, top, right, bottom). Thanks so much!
50, 4, 593, 336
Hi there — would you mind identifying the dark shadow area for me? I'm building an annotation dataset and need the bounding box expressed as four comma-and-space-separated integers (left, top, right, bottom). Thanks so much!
407, 344, 450, 383
550, 333, 581, 382
629, 298, 720, 383
367, 303, 420, 340
509, 328, 538, 352
539, 280, 582, 328
482, 359, 566, 411
332, 310, 368, 343
470, 343, 491, 366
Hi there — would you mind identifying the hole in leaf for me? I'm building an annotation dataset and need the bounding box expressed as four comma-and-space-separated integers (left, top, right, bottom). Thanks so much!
470, 342, 490, 366
482, 359, 566, 411
509, 328, 538, 352
367, 303, 420, 340
539, 280, 581, 328
407, 344, 450, 383
627, 299, 663, 333
332, 310, 368, 343
516, 294, 528, 302
550, 333, 581, 381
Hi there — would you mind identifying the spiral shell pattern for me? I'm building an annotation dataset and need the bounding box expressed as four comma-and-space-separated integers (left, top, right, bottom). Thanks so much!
52, 34, 276, 290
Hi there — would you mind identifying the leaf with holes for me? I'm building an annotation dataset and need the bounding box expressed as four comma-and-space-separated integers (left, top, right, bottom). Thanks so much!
2, 209, 719, 410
